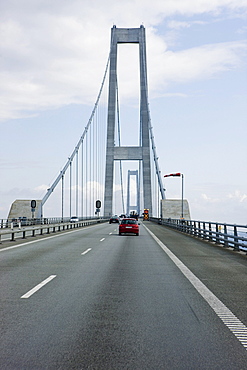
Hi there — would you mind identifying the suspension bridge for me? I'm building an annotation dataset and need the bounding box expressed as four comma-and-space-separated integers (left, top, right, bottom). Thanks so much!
8, 25, 168, 221
1, 26, 247, 369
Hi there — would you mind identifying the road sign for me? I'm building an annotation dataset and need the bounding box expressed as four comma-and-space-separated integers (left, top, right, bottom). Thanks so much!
96, 200, 101, 209
31, 200, 36, 208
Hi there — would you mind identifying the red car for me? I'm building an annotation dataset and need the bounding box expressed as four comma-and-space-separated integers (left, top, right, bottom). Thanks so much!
119, 218, 139, 236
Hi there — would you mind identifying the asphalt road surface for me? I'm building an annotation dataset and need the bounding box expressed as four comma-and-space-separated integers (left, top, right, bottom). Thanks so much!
0, 221, 246, 369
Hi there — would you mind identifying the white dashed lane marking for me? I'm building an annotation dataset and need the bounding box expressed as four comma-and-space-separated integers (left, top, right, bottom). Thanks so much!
21, 275, 57, 299
81, 248, 92, 255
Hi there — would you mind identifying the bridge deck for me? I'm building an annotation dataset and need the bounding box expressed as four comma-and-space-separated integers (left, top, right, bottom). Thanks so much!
0, 221, 246, 368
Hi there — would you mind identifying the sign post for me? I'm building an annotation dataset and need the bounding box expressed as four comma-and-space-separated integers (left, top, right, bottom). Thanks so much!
95, 200, 101, 218
31, 200, 36, 219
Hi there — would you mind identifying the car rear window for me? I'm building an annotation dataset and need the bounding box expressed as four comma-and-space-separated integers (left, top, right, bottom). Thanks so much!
121, 219, 137, 225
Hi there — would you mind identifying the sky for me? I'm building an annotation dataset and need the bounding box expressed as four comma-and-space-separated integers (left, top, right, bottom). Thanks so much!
1, 0, 247, 224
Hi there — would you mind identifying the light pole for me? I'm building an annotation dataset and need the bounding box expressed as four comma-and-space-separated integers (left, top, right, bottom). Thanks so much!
164, 173, 184, 219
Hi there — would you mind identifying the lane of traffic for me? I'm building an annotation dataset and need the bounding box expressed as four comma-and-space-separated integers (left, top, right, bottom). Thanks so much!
0, 223, 108, 301
144, 223, 247, 351
144, 221, 247, 328
0, 222, 128, 367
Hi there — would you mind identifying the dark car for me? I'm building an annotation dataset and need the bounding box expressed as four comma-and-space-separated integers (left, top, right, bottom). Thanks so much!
109, 215, 120, 224
119, 218, 139, 236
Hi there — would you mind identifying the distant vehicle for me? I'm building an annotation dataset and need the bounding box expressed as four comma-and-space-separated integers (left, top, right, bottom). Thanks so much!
109, 215, 120, 224
119, 218, 139, 236
70, 216, 79, 222
130, 211, 139, 220
119, 214, 126, 219
143, 209, 149, 221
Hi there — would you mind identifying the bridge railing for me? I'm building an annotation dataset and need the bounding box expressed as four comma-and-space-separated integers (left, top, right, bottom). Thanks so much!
0, 217, 108, 244
0, 217, 102, 229
150, 217, 247, 254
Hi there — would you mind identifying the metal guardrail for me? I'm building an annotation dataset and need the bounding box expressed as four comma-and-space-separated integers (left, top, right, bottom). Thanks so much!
150, 217, 247, 254
0, 217, 102, 229
0, 217, 108, 244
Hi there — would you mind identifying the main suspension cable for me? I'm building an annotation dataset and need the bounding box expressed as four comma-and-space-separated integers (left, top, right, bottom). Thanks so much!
38, 53, 110, 218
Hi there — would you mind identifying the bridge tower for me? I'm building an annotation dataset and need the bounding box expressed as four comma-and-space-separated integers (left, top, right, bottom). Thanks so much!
104, 25, 152, 217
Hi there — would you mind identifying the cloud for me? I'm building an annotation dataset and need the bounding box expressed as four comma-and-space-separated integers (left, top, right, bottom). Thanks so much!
167, 20, 206, 30
189, 189, 247, 224
148, 40, 246, 94
227, 190, 247, 202
237, 25, 247, 34
0, 1, 246, 121
201, 193, 220, 203
0, 13, 110, 120
198, 188, 247, 205
34, 184, 49, 193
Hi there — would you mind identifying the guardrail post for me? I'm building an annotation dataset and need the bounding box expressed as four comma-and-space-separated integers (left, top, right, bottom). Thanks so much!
192, 221, 195, 236
224, 224, 228, 247
184, 221, 188, 233
233, 225, 239, 251
215, 224, 219, 244
198, 222, 201, 238
189, 220, 193, 235
208, 223, 212, 242
203, 222, 207, 240
22, 231, 26, 239
11, 232, 15, 241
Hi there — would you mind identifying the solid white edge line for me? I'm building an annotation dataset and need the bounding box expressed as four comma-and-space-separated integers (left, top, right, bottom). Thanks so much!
143, 224, 247, 351
81, 248, 92, 255
21, 275, 57, 299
